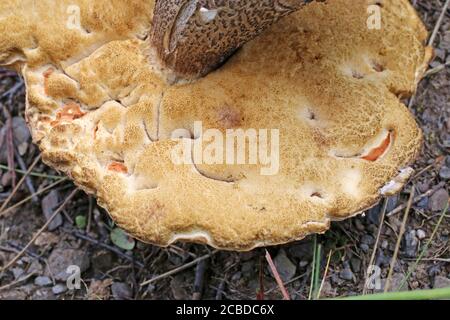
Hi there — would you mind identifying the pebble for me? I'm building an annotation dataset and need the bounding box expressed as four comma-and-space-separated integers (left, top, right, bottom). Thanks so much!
360, 243, 369, 253
32, 288, 56, 300
273, 249, 297, 282
416, 229, 426, 240
28, 260, 44, 275
429, 189, 449, 212
339, 268, 354, 281
111, 282, 133, 300
288, 242, 313, 260
52, 284, 67, 295
417, 181, 430, 193
231, 272, 242, 282
433, 276, 450, 289
417, 197, 429, 209
367, 196, 399, 225
428, 265, 441, 278
0, 290, 28, 300
354, 219, 365, 232
404, 230, 418, 258
0, 117, 31, 163
379, 273, 407, 293
41, 190, 63, 231
34, 276, 52, 287
350, 258, 361, 273
361, 234, 374, 246
46, 248, 90, 281
376, 250, 391, 267
439, 166, 450, 180
11, 267, 24, 280
299, 260, 309, 268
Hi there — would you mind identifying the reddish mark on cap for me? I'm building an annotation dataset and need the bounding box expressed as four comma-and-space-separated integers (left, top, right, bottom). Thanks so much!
108, 162, 128, 174
43, 68, 54, 96
217, 106, 242, 128
51, 102, 86, 126
361, 132, 392, 162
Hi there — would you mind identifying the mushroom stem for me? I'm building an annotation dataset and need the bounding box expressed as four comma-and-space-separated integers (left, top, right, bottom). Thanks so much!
151, 0, 312, 82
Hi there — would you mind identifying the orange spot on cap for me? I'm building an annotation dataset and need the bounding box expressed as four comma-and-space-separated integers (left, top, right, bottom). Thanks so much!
51, 103, 86, 127
108, 162, 128, 174
362, 133, 392, 162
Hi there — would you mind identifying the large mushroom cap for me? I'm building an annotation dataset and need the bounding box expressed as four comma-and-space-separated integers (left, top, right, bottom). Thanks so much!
0, 0, 432, 250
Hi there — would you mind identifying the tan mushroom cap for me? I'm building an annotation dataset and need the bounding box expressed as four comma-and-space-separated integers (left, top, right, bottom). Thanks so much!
0, 0, 432, 250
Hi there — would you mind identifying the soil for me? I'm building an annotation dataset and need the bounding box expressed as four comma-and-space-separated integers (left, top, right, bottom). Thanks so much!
0, 1, 449, 300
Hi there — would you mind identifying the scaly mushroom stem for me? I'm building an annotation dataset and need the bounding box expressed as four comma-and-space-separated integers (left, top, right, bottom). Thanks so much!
151, 0, 313, 82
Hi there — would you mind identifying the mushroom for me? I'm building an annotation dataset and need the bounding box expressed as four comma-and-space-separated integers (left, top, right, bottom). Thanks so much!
0, 0, 432, 250
150, 0, 313, 81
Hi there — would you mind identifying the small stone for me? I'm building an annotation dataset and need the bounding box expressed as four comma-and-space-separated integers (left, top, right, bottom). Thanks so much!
32, 288, 56, 300
404, 230, 418, 258
439, 166, 450, 180
417, 181, 430, 193
417, 197, 429, 209
446, 156, 450, 167
429, 189, 449, 212
1, 171, 13, 188
52, 284, 67, 295
288, 242, 313, 260
34, 276, 52, 287
35, 232, 60, 247
28, 260, 44, 275
273, 249, 297, 282
416, 229, 426, 240
376, 250, 391, 267
231, 271, 242, 282
433, 276, 450, 289
361, 234, 374, 246
428, 265, 440, 277
350, 258, 361, 273
0, 117, 31, 163
331, 273, 344, 286
380, 273, 407, 293
170, 276, 188, 300
11, 267, 24, 279
381, 240, 389, 250
299, 260, 309, 268
354, 219, 365, 232
0, 290, 28, 300
320, 280, 336, 298
41, 190, 63, 231
46, 248, 90, 281
339, 268, 354, 281
111, 282, 133, 300
360, 243, 369, 253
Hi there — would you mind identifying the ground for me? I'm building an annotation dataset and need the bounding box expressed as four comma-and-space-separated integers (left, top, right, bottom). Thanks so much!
0, 1, 449, 300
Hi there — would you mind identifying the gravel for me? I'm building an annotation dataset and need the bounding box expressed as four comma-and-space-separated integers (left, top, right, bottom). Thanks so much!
34, 276, 52, 287
429, 189, 449, 212
273, 249, 297, 282
46, 248, 90, 281
111, 282, 133, 300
